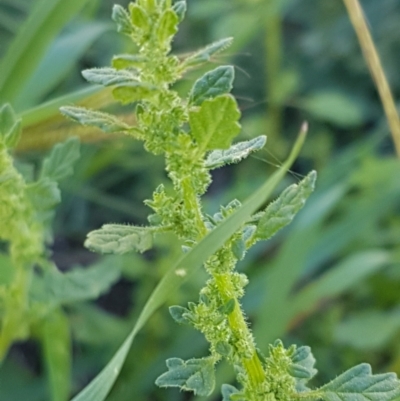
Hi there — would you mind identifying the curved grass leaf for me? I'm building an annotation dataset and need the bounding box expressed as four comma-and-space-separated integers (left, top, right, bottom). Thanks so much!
69, 129, 306, 401
0, 0, 93, 103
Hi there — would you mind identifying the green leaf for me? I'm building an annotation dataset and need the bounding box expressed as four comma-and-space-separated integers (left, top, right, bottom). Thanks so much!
156, 357, 215, 396
112, 54, 147, 70
112, 82, 158, 104
222, 384, 243, 401
189, 94, 241, 152
301, 91, 365, 128
82, 68, 139, 87
156, 10, 179, 44
253, 170, 317, 243
129, 4, 150, 31
0, 0, 93, 103
26, 179, 61, 211
172, 1, 187, 21
0, 103, 21, 148
190, 65, 234, 105
30, 259, 120, 307
37, 310, 71, 401
169, 305, 192, 325
40, 137, 80, 182
14, 22, 110, 111
205, 135, 267, 169
317, 364, 400, 401
289, 345, 317, 390
112, 4, 134, 35
182, 38, 233, 68
60, 106, 130, 133
68, 132, 306, 401
85, 224, 153, 254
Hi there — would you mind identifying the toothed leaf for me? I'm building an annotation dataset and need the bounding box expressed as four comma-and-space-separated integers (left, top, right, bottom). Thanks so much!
85, 224, 153, 254
40, 137, 80, 182
252, 170, 316, 243
189, 94, 241, 151
190, 65, 234, 105
205, 135, 266, 169
156, 357, 215, 396
60, 106, 130, 133
317, 363, 400, 401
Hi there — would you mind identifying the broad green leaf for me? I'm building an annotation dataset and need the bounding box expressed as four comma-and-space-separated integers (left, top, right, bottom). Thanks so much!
189, 94, 241, 151
252, 170, 316, 243
316, 364, 400, 401
30, 260, 120, 308
112, 82, 158, 104
189, 65, 234, 105
156, 357, 215, 396
69, 131, 306, 401
182, 38, 233, 68
205, 135, 267, 169
0, 0, 93, 103
85, 224, 153, 254
60, 106, 130, 133
40, 137, 80, 182
26, 179, 61, 211
82, 68, 139, 87
0, 103, 21, 148
37, 310, 71, 401
112, 4, 134, 35
156, 10, 179, 44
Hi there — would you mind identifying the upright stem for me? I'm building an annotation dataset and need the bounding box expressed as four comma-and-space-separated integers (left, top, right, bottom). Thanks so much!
342, 0, 400, 156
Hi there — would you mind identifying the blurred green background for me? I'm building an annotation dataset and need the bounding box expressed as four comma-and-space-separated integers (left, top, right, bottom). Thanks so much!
0, 0, 400, 400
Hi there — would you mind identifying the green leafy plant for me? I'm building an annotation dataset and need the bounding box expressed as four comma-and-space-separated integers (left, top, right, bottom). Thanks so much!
58, 1, 400, 401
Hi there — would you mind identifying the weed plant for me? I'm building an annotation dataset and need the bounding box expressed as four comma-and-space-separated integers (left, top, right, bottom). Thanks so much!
1, 1, 400, 401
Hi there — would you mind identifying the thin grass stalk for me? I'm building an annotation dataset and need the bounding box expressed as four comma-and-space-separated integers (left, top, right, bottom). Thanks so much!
342, 0, 400, 156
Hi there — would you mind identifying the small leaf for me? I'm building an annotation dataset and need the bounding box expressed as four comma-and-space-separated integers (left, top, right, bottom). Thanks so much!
190, 65, 234, 105
183, 38, 233, 68
222, 384, 243, 401
219, 299, 236, 315
205, 135, 267, 169
112, 82, 158, 104
60, 106, 130, 133
231, 235, 245, 260
129, 4, 150, 30
26, 179, 61, 211
318, 363, 400, 401
156, 357, 215, 396
85, 224, 153, 254
30, 258, 120, 307
40, 137, 80, 182
288, 363, 314, 379
189, 94, 241, 152
112, 4, 133, 34
156, 10, 179, 44
172, 1, 186, 21
112, 54, 146, 69
253, 170, 316, 243
169, 305, 192, 325
82, 68, 139, 87
215, 341, 232, 358
291, 346, 317, 380
0, 103, 21, 148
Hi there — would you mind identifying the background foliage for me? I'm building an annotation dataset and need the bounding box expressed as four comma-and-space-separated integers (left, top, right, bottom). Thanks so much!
0, 0, 400, 400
